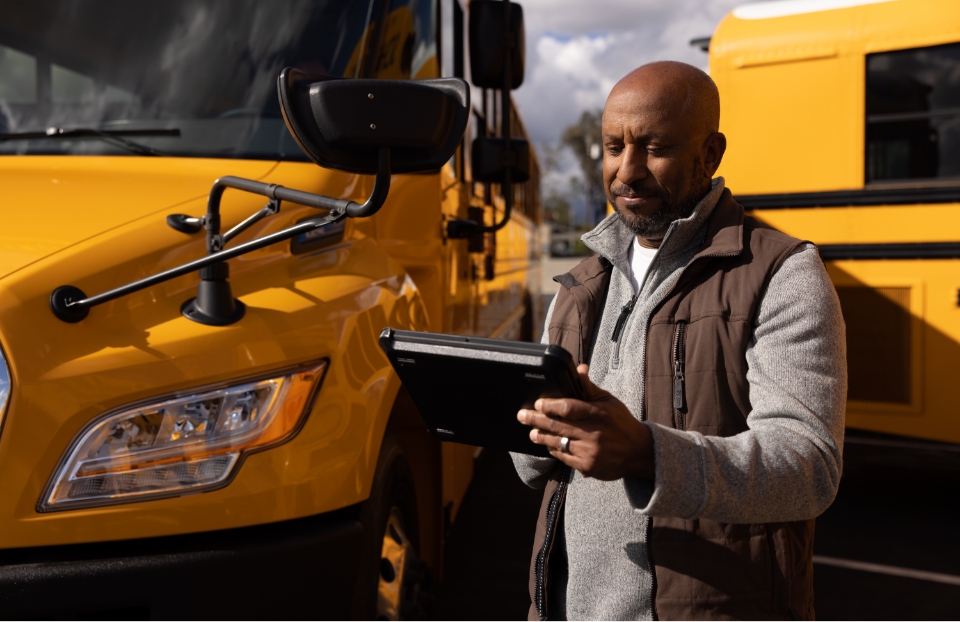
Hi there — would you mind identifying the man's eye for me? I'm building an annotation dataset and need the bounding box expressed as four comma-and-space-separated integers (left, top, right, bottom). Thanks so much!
605, 145, 622, 156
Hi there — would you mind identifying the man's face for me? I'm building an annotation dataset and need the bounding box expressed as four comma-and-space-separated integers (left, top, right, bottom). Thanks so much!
602, 87, 713, 239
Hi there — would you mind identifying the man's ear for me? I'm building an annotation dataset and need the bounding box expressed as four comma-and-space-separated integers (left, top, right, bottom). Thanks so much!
702, 132, 727, 176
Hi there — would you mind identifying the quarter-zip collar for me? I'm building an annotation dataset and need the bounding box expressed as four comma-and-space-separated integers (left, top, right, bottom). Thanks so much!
580, 177, 728, 279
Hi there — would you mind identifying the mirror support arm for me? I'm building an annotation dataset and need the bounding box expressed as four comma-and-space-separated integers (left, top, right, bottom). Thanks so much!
221, 199, 281, 246
50, 148, 392, 324
347, 148, 392, 217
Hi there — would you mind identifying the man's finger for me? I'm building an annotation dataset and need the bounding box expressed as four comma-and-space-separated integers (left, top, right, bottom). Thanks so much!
530, 429, 590, 473
533, 397, 597, 421
530, 428, 578, 455
547, 447, 587, 472
520, 410, 581, 438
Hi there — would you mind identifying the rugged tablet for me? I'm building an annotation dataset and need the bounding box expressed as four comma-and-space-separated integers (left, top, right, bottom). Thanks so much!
379, 328, 584, 456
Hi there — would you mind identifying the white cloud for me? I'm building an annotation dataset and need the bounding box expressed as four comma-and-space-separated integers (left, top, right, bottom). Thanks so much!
519, 0, 681, 37
517, 34, 616, 145
514, 0, 761, 146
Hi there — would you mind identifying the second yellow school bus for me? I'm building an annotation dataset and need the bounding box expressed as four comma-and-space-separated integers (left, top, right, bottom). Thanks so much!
708, 0, 960, 444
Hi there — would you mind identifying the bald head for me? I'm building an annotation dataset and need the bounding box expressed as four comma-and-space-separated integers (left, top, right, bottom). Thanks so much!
601, 61, 726, 243
609, 61, 720, 139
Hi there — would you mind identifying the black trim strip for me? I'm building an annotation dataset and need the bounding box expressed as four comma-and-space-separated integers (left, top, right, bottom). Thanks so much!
739, 186, 960, 209
867, 107, 960, 123
819, 242, 960, 260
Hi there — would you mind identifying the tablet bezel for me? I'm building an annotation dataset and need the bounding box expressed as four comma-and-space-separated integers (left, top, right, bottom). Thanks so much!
380, 328, 583, 456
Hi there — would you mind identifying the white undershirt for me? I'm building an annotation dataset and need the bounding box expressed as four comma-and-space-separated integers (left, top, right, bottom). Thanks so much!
628, 237, 658, 294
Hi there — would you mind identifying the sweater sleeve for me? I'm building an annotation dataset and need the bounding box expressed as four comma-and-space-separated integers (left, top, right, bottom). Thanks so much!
624, 244, 847, 522
510, 292, 560, 489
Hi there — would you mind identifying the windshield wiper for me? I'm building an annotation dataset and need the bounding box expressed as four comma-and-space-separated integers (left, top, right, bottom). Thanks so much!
0, 127, 181, 156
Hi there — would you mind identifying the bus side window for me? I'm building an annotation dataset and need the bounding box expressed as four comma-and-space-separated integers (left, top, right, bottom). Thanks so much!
865, 42, 960, 184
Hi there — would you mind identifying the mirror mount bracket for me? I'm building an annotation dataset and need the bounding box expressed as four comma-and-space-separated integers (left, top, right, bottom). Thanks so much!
50, 148, 392, 325
180, 262, 247, 326
446, 217, 483, 239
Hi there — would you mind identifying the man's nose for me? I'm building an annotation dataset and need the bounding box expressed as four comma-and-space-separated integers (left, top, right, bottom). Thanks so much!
616, 144, 649, 185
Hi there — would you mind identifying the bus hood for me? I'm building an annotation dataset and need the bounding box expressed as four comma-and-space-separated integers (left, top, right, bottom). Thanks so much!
0, 156, 277, 279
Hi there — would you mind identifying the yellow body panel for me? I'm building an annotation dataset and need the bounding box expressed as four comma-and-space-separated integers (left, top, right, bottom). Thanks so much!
749, 202, 960, 245
710, 0, 960, 443
0, 157, 278, 278
713, 0, 960, 194
0, 153, 539, 548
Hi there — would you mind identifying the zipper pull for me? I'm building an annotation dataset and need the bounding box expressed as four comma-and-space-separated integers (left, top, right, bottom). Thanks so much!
673, 360, 685, 410
611, 294, 639, 342
672, 321, 686, 414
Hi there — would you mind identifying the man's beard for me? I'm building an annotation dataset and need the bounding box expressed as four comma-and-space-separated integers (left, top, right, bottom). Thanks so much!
610, 159, 708, 238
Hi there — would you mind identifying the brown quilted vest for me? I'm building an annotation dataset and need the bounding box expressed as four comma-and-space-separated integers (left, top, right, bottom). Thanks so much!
528, 190, 816, 621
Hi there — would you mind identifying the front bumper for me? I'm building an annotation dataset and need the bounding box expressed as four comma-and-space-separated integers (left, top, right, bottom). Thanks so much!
0, 507, 364, 618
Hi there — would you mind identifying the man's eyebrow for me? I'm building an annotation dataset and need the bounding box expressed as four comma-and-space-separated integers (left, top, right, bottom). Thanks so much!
636, 131, 669, 142
603, 131, 671, 143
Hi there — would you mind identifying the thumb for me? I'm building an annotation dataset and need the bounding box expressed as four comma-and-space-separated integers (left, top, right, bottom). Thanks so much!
577, 364, 609, 399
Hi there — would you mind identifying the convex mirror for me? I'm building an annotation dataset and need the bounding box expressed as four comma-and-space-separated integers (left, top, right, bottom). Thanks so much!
469, 0, 525, 90
278, 68, 470, 174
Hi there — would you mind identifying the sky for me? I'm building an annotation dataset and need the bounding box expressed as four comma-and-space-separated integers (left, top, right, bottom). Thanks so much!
514, 0, 760, 144
511, 0, 762, 220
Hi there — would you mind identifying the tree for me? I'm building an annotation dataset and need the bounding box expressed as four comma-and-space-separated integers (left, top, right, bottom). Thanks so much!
561, 110, 607, 226
538, 141, 577, 228
543, 192, 572, 228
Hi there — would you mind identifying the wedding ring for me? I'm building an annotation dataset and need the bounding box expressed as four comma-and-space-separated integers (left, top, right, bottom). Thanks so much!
559, 436, 571, 454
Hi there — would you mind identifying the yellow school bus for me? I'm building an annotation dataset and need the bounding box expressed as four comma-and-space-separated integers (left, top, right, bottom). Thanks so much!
0, 0, 539, 617
708, 0, 960, 445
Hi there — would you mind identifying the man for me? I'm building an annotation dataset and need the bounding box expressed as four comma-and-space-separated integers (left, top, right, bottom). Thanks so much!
513, 61, 846, 620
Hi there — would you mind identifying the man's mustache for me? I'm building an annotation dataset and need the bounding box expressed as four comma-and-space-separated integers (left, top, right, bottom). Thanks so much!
610, 182, 661, 199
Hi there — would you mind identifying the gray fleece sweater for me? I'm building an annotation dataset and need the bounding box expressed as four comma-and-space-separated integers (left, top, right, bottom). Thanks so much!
512, 178, 847, 620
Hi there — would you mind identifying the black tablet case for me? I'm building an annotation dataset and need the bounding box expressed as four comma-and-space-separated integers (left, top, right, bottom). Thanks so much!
379, 328, 583, 456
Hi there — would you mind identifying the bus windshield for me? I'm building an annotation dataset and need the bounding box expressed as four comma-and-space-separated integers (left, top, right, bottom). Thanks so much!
0, 0, 438, 160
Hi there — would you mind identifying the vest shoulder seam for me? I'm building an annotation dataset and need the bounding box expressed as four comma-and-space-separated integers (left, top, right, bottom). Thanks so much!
747, 221, 806, 248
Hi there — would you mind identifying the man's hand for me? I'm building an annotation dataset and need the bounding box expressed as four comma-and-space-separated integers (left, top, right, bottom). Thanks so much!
517, 364, 655, 480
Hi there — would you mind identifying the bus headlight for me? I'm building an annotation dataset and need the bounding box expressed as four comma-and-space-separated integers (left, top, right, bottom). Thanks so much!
40, 362, 326, 511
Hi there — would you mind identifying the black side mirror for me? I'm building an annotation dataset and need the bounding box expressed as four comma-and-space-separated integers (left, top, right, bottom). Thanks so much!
278, 68, 470, 175
447, 1, 526, 241
50, 70, 472, 327
472, 137, 530, 184
469, 0, 525, 90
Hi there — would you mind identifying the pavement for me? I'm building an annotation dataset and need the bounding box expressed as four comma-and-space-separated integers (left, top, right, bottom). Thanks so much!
434, 449, 540, 620
434, 255, 960, 620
